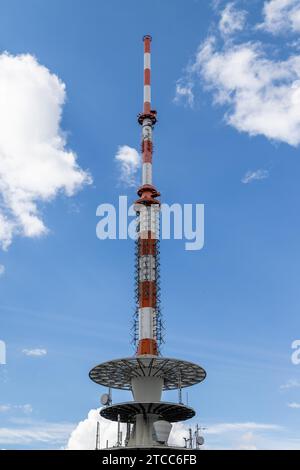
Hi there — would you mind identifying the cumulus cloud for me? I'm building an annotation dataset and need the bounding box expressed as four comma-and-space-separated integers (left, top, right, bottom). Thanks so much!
115, 145, 140, 187
259, 0, 300, 34
67, 408, 126, 450
242, 169, 269, 184
196, 37, 300, 146
66, 408, 285, 451
219, 2, 247, 37
64, 412, 299, 449
0, 264, 4, 276
22, 348, 47, 357
66, 408, 192, 450
0, 53, 91, 250
175, 1, 300, 147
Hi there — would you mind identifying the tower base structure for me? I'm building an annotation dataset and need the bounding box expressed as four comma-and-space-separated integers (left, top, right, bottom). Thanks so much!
89, 356, 206, 448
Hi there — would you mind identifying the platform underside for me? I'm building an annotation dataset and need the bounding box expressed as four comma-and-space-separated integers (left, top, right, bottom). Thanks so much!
100, 401, 195, 423
89, 356, 206, 390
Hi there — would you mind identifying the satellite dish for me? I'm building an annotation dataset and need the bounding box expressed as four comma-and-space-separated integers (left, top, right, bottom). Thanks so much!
197, 436, 205, 446
101, 393, 110, 406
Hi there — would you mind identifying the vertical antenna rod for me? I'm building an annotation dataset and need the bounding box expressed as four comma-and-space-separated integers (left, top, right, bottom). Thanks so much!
141, 35, 156, 186
95, 422, 100, 450
143, 35, 151, 115
135, 35, 161, 356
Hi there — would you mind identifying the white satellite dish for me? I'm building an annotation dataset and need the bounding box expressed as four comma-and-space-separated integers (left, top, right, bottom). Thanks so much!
100, 393, 110, 406
197, 436, 205, 446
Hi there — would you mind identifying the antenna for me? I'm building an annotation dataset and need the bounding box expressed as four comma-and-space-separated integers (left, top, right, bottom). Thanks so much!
135, 34, 161, 357
88, 35, 207, 452
117, 414, 122, 447
125, 422, 131, 447
95, 421, 100, 450
189, 428, 193, 449
195, 424, 206, 449
178, 372, 183, 404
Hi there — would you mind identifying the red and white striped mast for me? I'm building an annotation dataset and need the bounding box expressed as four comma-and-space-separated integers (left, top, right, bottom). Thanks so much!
135, 35, 161, 356
89, 36, 207, 450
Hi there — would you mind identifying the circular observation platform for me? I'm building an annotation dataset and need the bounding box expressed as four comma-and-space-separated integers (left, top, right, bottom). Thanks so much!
89, 356, 206, 391
100, 401, 195, 423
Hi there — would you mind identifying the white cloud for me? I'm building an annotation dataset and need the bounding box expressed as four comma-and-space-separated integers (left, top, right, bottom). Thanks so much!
280, 379, 300, 390
66, 409, 198, 450
192, 36, 300, 146
242, 169, 269, 184
0, 405, 10, 413
288, 402, 300, 408
0, 422, 74, 446
203, 422, 284, 450
174, 80, 194, 107
168, 422, 192, 447
66, 408, 194, 450
22, 348, 47, 357
237, 431, 258, 450
205, 422, 281, 434
0, 52, 91, 250
66, 408, 126, 450
0, 404, 33, 414
0, 264, 4, 276
66, 409, 285, 451
19, 404, 33, 415
115, 145, 140, 187
259, 0, 300, 34
219, 2, 247, 37
176, 1, 300, 147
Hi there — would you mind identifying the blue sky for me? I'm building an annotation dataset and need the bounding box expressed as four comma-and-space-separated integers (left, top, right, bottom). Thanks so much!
0, 0, 300, 450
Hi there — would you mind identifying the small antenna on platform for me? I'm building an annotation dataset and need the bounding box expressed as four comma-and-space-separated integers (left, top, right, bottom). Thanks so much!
95, 422, 100, 450
125, 422, 131, 447
195, 424, 206, 449
178, 372, 183, 404
189, 428, 193, 449
117, 414, 122, 447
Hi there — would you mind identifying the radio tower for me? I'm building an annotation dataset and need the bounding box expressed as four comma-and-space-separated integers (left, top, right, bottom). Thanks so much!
89, 36, 206, 450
